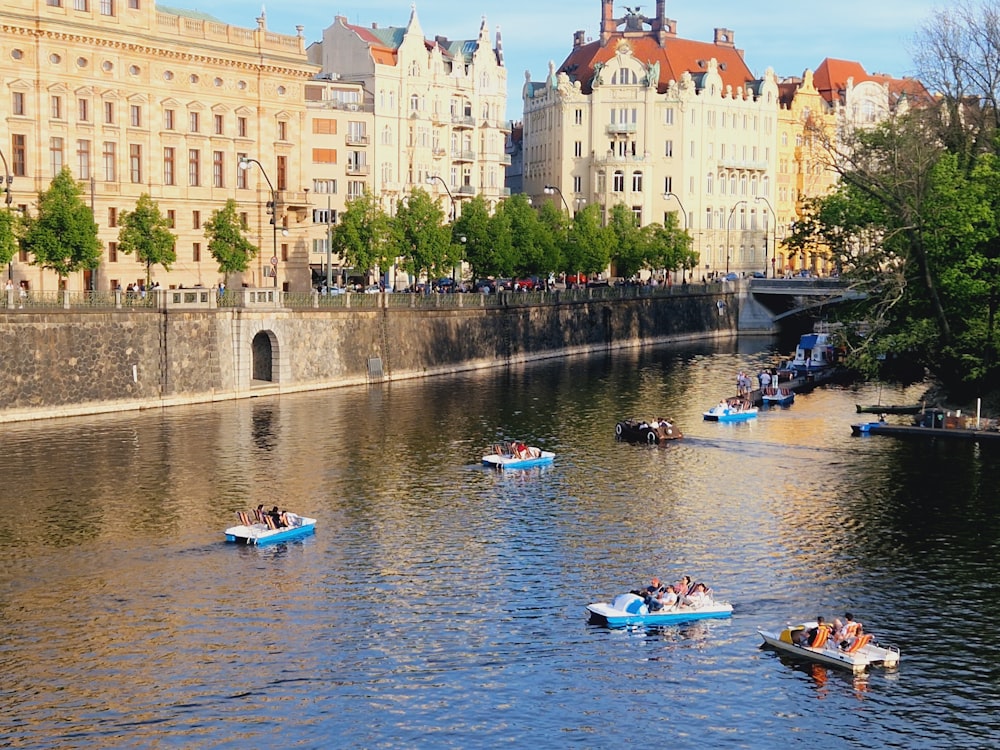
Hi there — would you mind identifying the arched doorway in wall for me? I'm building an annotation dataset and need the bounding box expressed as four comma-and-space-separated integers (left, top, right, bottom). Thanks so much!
251, 330, 277, 383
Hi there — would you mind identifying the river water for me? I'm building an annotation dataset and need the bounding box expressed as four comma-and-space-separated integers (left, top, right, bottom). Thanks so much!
2, 338, 999, 749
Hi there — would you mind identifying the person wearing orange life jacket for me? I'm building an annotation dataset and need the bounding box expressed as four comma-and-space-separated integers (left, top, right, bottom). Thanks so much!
838, 612, 864, 650
794, 616, 831, 647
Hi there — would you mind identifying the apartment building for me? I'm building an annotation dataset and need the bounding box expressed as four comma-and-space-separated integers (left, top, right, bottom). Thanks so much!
522, 0, 780, 279
0, 0, 316, 292
311, 6, 509, 221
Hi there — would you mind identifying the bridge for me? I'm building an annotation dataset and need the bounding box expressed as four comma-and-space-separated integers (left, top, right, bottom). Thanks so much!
736, 277, 864, 331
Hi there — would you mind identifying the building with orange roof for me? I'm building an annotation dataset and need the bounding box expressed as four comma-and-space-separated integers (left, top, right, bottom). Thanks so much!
313, 6, 509, 238
522, 0, 780, 279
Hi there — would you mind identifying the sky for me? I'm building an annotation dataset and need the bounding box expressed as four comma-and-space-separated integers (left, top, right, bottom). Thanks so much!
181, 0, 942, 120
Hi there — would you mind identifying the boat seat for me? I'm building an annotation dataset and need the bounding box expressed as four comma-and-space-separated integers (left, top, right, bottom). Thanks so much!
264, 515, 278, 530
809, 625, 831, 648
844, 633, 872, 653
237, 511, 252, 527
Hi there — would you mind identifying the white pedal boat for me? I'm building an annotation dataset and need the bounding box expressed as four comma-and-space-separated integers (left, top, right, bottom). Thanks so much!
758, 622, 900, 672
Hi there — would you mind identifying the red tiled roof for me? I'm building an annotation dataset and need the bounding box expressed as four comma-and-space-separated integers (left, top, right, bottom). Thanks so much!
813, 57, 930, 105
558, 35, 755, 94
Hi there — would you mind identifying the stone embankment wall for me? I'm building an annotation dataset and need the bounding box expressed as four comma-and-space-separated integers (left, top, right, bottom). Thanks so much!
0, 291, 735, 423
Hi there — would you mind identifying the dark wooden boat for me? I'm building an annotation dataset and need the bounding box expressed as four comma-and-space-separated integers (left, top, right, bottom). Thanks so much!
615, 418, 682, 444
855, 403, 923, 415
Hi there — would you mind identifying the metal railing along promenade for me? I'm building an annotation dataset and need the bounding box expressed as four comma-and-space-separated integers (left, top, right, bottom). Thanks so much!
2, 282, 716, 313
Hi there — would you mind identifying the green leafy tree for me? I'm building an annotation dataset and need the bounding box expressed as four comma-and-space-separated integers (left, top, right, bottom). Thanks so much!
204, 198, 258, 282
389, 188, 450, 285
118, 193, 177, 286
452, 195, 493, 280
607, 204, 645, 279
565, 203, 612, 276
331, 188, 392, 280
536, 201, 569, 274
0, 207, 17, 272
503, 193, 548, 276
19, 167, 101, 284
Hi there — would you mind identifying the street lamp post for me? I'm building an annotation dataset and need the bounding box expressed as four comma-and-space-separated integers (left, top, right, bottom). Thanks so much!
238, 156, 278, 289
543, 185, 570, 214
754, 195, 776, 278
665, 191, 688, 282
0, 148, 13, 281
426, 174, 455, 221
726, 200, 747, 276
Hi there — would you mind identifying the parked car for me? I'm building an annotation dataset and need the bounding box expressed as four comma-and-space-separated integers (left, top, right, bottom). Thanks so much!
435, 277, 456, 293
363, 284, 382, 294
514, 276, 540, 291
566, 273, 588, 287
751, 271, 767, 279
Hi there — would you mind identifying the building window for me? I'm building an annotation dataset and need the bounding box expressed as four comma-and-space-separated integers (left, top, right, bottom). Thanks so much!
631, 171, 642, 192
12, 92, 25, 116
277, 121, 287, 141
163, 147, 175, 185
312, 149, 337, 164
212, 151, 224, 188
108, 242, 117, 262
48, 0, 63, 6
128, 0, 139, 8
238, 212, 248, 230
664, 176, 672, 194
77, 139, 91, 180
706, 173, 713, 194
130, 104, 141, 127
108, 207, 117, 227
214, 114, 224, 135
312, 179, 336, 194
188, 149, 200, 186
50, 137, 64, 177
11, 135, 26, 177
276, 155, 287, 190
664, 140, 673, 158
189, 112, 199, 133
192, 242, 201, 262
51, 96, 63, 120
164, 109, 174, 130
129, 144, 142, 183
192, 210, 201, 229
574, 108, 583, 125
574, 141, 582, 158
237, 116, 247, 137
78, 98, 89, 122
100, 0, 114, 16
104, 101, 114, 124
573, 175, 582, 193
613, 170, 624, 192
166, 210, 175, 228
236, 153, 247, 189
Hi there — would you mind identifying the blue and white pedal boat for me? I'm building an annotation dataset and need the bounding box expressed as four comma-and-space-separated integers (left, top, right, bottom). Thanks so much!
587, 593, 733, 628
703, 403, 758, 422
482, 441, 555, 470
761, 388, 795, 406
225, 512, 316, 545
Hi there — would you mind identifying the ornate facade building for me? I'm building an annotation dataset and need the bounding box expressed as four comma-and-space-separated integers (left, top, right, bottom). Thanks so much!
311, 7, 509, 223
522, 0, 780, 279
1, 0, 316, 293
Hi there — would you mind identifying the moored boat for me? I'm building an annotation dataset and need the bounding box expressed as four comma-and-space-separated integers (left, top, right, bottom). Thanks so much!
587, 592, 733, 628
758, 622, 900, 672
482, 441, 555, 469
704, 399, 758, 422
615, 418, 683, 444
761, 388, 794, 406
855, 403, 922, 414
225, 509, 316, 545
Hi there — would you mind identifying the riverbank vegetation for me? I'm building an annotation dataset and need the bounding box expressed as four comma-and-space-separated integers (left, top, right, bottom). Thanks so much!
787, 0, 1000, 403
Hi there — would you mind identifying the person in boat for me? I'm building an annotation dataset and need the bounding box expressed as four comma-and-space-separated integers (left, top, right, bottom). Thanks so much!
675, 575, 692, 597
682, 583, 711, 607
794, 616, 831, 647
837, 612, 864, 649
268, 506, 286, 528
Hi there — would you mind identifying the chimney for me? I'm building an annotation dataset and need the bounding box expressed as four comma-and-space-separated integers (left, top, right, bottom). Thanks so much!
574, 29, 586, 49
600, 0, 615, 47
714, 28, 735, 48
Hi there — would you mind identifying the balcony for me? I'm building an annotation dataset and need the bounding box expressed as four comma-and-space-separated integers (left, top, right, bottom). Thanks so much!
345, 134, 369, 146
500, 153, 512, 166
451, 115, 476, 128
346, 163, 370, 176
452, 150, 476, 162
605, 123, 637, 135
717, 158, 769, 171
276, 190, 310, 212
456, 185, 476, 196
432, 147, 447, 157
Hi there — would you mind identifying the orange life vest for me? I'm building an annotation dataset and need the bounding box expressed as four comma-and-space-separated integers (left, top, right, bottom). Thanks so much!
809, 625, 831, 648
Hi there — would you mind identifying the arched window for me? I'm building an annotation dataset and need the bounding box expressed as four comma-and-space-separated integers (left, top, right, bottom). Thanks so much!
632, 170, 643, 192
613, 170, 625, 192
